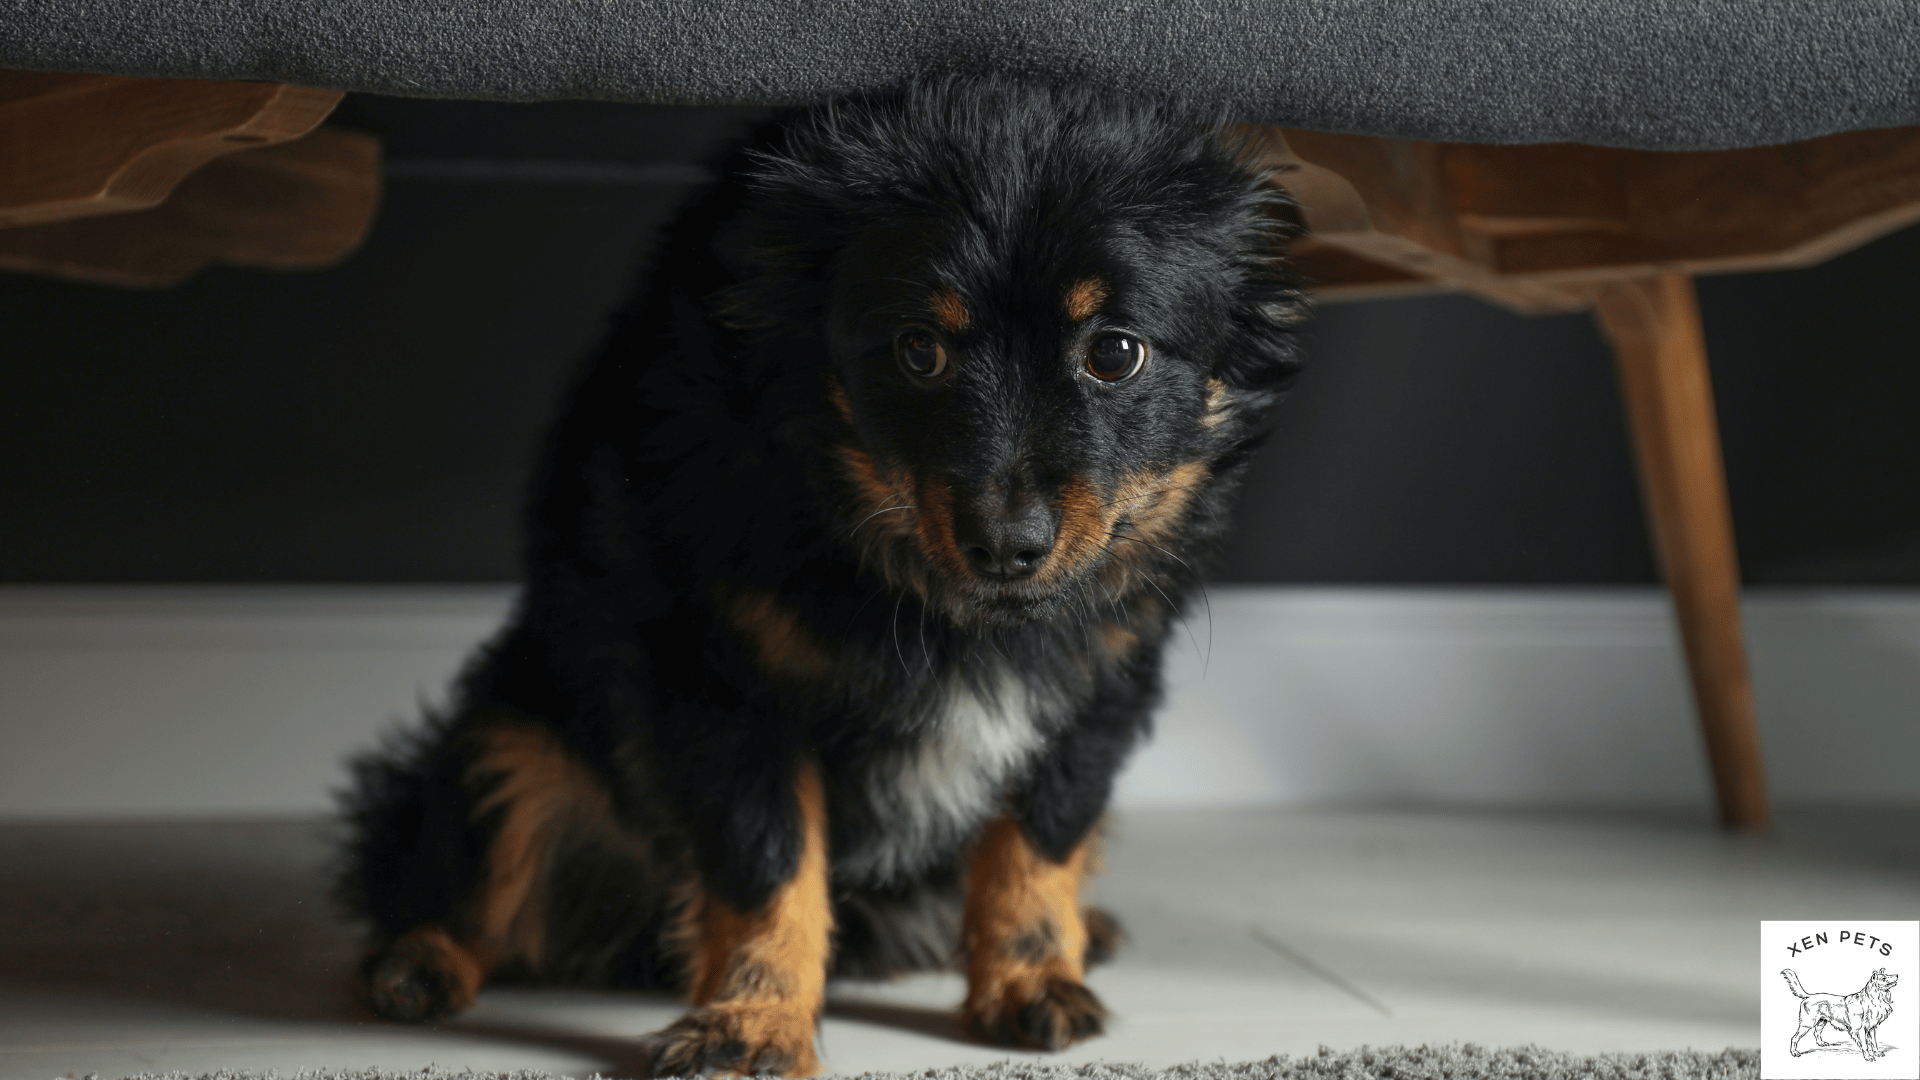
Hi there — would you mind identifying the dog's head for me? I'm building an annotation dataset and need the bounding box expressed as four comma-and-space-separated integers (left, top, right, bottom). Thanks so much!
726, 77, 1305, 630
1873, 968, 1899, 990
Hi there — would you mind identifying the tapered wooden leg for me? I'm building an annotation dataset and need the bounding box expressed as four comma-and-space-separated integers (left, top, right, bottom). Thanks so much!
1593, 274, 1770, 831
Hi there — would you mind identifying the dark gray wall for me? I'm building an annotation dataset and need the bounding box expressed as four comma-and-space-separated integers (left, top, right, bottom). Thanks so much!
4, 97, 1919, 585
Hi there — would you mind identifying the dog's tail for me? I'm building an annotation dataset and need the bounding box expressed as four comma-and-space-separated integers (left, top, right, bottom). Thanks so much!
1782, 969, 1811, 999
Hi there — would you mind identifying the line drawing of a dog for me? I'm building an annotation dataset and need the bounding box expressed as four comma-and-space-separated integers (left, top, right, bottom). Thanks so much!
1783, 967, 1899, 1062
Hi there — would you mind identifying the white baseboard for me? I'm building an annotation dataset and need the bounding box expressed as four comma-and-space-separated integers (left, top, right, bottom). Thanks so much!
1123, 587, 1920, 808
2, 585, 1917, 819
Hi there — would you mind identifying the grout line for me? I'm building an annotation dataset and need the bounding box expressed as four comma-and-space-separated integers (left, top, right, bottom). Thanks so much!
1249, 926, 1393, 1016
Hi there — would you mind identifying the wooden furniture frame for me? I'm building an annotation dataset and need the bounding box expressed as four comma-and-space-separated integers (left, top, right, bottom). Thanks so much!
0, 71, 376, 284
1253, 125, 1920, 830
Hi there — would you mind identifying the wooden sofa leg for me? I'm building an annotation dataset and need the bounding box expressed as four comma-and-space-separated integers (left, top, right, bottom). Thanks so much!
1593, 274, 1771, 831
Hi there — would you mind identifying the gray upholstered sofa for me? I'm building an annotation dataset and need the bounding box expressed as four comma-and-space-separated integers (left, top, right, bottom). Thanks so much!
4, 0, 1917, 150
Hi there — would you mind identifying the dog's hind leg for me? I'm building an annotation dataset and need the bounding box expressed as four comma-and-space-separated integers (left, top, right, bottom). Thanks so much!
1790, 1014, 1829, 1057
639, 763, 832, 1079
961, 816, 1108, 1050
364, 720, 616, 1021
1082, 905, 1126, 967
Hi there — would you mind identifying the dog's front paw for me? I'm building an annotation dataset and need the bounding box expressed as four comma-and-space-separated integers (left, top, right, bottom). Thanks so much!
965, 975, 1108, 1051
363, 926, 485, 1023
638, 1004, 819, 1078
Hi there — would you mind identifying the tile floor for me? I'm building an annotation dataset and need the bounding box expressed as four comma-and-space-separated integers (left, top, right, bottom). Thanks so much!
3, 805, 1916, 1079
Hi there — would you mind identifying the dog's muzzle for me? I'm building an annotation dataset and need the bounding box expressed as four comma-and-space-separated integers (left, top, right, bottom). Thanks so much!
951, 495, 1057, 581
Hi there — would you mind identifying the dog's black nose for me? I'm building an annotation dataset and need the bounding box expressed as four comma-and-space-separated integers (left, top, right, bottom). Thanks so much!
955, 498, 1056, 579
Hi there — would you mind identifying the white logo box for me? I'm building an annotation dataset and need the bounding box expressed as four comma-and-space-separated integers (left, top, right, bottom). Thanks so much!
1763, 920, 1919, 1080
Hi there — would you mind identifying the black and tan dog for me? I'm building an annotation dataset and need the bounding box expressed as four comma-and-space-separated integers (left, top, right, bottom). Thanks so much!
1784, 967, 1899, 1061
338, 76, 1306, 1077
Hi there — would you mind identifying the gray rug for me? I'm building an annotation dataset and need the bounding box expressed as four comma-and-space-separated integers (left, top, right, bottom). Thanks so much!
126, 1045, 1760, 1080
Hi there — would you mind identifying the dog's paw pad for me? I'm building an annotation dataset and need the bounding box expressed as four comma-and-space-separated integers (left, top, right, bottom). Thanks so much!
363, 927, 482, 1023
969, 976, 1108, 1051
638, 1006, 815, 1077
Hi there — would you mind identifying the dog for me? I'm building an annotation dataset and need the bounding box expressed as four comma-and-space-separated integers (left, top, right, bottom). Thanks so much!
1784, 967, 1899, 1061
336, 75, 1306, 1078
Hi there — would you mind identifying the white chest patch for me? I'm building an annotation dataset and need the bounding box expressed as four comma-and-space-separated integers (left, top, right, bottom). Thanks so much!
841, 667, 1049, 884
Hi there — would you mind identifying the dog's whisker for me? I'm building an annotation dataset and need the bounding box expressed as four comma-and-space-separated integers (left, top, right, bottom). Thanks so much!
918, 595, 936, 677
1093, 575, 1131, 630
878, 273, 941, 294
1197, 578, 1214, 677
1111, 532, 1211, 674
1095, 577, 1125, 625
1070, 594, 1094, 657
1105, 530, 1205, 672
1110, 546, 1203, 670
845, 585, 888, 632
983, 627, 1010, 663
1112, 532, 1199, 577
891, 591, 910, 679
848, 502, 918, 539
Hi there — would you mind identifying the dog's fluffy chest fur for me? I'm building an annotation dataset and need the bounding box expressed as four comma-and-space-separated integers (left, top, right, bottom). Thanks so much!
835, 665, 1053, 884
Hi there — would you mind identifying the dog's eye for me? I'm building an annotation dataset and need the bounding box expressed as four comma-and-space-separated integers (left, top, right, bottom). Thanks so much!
895, 330, 948, 379
1085, 333, 1147, 382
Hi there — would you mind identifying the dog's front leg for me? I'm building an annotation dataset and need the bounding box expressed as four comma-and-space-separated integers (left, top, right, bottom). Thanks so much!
959, 667, 1149, 1050
640, 763, 831, 1078
961, 816, 1108, 1050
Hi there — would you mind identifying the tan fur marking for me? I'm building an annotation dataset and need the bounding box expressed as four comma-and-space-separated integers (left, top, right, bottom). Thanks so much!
838, 446, 916, 540
1096, 622, 1138, 661
1093, 461, 1210, 595
722, 587, 836, 682
718, 957, 794, 1000
1064, 277, 1109, 322
827, 377, 854, 425
1104, 459, 1210, 549
1034, 474, 1107, 586
1202, 377, 1232, 429
466, 722, 617, 970
914, 476, 972, 578
931, 288, 971, 333
839, 446, 894, 511
963, 817, 1106, 1049
1041, 458, 1209, 590
835, 445, 936, 602
675, 764, 832, 1077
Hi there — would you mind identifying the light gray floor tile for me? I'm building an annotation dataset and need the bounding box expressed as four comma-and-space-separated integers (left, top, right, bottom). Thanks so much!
3, 806, 1912, 1078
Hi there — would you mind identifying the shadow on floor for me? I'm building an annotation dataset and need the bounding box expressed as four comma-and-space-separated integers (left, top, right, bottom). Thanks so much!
0, 816, 977, 1068
824, 999, 975, 1046
0, 819, 366, 1024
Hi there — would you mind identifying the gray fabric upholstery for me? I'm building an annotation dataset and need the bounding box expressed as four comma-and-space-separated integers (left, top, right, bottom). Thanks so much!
2, 0, 1917, 150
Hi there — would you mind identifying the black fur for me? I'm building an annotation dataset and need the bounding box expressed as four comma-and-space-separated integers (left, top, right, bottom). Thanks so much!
338, 74, 1304, 1017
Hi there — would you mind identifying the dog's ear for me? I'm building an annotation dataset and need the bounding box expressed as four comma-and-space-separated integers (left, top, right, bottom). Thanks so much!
1207, 179, 1310, 393
1214, 285, 1309, 393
